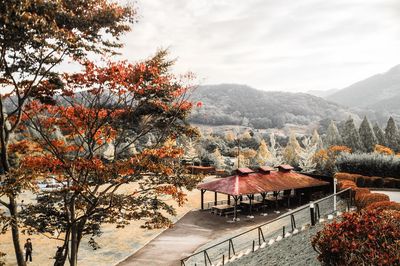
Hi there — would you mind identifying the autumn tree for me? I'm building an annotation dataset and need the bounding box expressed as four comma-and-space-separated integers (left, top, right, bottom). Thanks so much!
324, 121, 342, 147
385, 117, 400, 152
373, 122, 387, 146
283, 132, 301, 166
358, 117, 377, 152
0, 1, 134, 265
311, 129, 323, 151
15, 53, 200, 265
255, 139, 271, 165
341, 117, 363, 152
211, 148, 225, 169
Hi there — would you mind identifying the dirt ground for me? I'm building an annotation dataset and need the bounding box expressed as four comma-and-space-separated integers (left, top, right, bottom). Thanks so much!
0, 178, 218, 266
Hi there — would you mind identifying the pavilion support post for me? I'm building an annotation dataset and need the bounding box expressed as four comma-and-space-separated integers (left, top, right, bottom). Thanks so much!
233, 196, 239, 221
227, 195, 231, 205
214, 192, 218, 206
248, 194, 253, 216
201, 189, 205, 210
261, 193, 266, 205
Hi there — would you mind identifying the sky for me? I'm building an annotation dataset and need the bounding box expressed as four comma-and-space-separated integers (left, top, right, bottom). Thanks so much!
117, 0, 400, 92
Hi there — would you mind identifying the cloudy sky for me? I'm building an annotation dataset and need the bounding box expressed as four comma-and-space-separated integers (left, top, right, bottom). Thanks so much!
118, 0, 400, 92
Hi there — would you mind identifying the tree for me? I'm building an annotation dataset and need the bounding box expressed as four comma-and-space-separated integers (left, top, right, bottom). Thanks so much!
341, 117, 363, 152
311, 129, 324, 151
358, 117, 377, 152
16, 53, 200, 265
385, 117, 400, 152
324, 121, 342, 147
283, 132, 301, 166
255, 139, 271, 165
298, 137, 317, 173
373, 122, 387, 146
265, 133, 284, 166
211, 148, 225, 169
0, 1, 134, 265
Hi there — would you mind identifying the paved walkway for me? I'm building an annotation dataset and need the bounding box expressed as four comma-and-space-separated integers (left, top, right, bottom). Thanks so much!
117, 210, 285, 266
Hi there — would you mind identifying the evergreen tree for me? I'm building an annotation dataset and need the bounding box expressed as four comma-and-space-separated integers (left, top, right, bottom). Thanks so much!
324, 121, 342, 147
373, 122, 387, 146
211, 148, 225, 169
311, 129, 324, 151
298, 137, 317, 173
283, 132, 301, 166
385, 117, 400, 152
265, 133, 284, 166
255, 139, 272, 165
341, 117, 363, 152
358, 117, 377, 152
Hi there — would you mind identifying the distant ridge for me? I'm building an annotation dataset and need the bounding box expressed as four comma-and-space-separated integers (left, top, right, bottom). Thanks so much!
190, 84, 353, 128
327, 64, 400, 112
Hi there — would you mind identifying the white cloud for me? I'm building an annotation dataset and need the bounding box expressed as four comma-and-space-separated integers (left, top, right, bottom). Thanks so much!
117, 0, 400, 91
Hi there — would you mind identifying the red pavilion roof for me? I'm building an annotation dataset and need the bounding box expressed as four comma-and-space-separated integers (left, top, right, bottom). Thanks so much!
197, 169, 329, 196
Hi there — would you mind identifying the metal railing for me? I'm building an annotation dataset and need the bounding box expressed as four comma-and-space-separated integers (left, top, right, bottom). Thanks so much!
181, 188, 352, 266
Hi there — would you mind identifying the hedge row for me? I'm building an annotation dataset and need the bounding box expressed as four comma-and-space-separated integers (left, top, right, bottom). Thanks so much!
336, 153, 400, 178
335, 172, 400, 189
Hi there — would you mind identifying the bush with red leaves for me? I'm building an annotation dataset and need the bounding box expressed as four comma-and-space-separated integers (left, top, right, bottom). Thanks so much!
367, 201, 400, 211
355, 193, 390, 209
312, 209, 400, 266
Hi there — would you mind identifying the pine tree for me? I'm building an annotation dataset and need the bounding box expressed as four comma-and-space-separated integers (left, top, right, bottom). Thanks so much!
324, 121, 342, 147
265, 133, 284, 166
341, 117, 363, 151
298, 137, 317, 173
373, 122, 387, 146
385, 117, 400, 152
283, 132, 301, 166
255, 139, 272, 165
311, 129, 324, 151
358, 117, 377, 152
211, 148, 225, 169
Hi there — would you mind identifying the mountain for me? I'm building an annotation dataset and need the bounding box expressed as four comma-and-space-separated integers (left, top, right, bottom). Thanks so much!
327, 65, 400, 112
189, 84, 353, 129
307, 88, 339, 98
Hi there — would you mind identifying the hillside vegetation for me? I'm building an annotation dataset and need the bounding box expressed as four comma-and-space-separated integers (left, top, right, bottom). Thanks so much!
190, 84, 352, 128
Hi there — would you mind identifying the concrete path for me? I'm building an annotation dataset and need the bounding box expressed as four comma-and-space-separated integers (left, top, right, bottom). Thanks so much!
117, 210, 285, 266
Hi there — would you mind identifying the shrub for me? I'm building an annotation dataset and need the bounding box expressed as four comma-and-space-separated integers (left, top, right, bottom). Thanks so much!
353, 187, 370, 198
334, 172, 360, 182
356, 176, 365, 187
336, 153, 400, 178
312, 209, 400, 266
362, 176, 374, 187
367, 201, 400, 211
355, 193, 390, 209
371, 176, 384, 188
383, 177, 397, 188
338, 180, 357, 190
395, 179, 400, 189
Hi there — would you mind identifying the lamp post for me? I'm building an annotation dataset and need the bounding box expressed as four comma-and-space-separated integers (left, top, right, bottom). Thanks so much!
334, 178, 337, 212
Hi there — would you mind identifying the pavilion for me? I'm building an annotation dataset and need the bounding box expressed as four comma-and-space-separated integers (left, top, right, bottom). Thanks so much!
197, 165, 329, 220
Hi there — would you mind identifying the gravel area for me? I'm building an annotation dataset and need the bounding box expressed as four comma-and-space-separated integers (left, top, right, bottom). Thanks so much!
229, 225, 323, 266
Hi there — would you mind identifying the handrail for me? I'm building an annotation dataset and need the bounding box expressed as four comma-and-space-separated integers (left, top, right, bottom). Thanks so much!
180, 188, 351, 263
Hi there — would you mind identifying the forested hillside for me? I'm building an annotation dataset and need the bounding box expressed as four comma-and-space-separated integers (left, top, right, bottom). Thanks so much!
190, 84, 353, 128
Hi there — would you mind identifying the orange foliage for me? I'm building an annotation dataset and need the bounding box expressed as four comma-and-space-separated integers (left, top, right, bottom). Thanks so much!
374, 144, 394, 155
334, 172, 361, 182
338, 180, 357, 190
366, 201, 400, 211
355, 193, 390, 209
328, 145, 352, 154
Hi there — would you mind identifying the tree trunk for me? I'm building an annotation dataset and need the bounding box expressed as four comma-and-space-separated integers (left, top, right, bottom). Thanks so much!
9, 195, 26, 266
69, 200, 78, 266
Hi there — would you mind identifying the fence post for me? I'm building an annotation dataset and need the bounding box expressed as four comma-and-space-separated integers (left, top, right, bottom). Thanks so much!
310, 203, 315, 226
222, 255, 225, 265
282, 226, 285, 237
290, 214, 296, 231
258, 227, 265, 245
252, 240, 255, 252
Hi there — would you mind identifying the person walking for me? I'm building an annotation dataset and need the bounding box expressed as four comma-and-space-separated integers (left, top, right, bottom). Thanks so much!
24, 238, 33, 263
